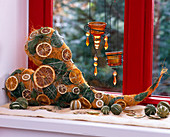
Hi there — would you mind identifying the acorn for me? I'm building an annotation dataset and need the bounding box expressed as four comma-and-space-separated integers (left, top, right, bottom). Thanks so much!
101, 106, 110, 115
157, 101, 170, 111
145, 104, 156, 116
111, 104, 122, 115
157, 105, 169, 118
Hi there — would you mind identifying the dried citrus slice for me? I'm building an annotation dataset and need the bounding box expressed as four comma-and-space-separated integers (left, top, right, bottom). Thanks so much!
95, 92, 103, 99
36, 94, 51, 105
40, 27, 51, 35
34, 65, 55, 88
57, 84, 67, 94
62, 49, 72, 61
22, 74, 31, 81
114, 99, 127, 110
72, 87, 80, 94
30, 30, 38, 39
5, 76, 18, 91
69, 69, 83, 84
36, 42, 52, 58
22, 89, 32, 100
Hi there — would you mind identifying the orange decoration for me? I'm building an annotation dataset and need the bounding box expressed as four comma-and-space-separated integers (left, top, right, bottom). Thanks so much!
94, 66, 97, 76
86, 36, 89, 46
104, 40, 108, 50
113, 71, 117, 85
94, 62, 98, 67
94, 56, 98, 61
86, 32, 90, 46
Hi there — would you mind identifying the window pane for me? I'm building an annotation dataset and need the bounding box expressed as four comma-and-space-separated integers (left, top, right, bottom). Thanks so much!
153, 0, 170, 96
53, 0, 124, 92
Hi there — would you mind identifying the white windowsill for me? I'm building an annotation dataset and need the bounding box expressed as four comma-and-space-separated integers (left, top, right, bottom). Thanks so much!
0, 115, 170, 137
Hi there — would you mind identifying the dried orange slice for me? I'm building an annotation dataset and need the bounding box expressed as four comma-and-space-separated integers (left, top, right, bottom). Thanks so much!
22, 74, 31, 81
57, 84, 67, 94
36, 42, 52, 58
5, 76, 18, 91
62, 49, 72, 61
114, 99, 127, 110
36, 94, 51, 105
69, 69, 83, 84
30, 30, 38, 39
72, 87, 80, 94
40, 27, 51, 34
22, 89, 32, 100
34, 65, 55, 88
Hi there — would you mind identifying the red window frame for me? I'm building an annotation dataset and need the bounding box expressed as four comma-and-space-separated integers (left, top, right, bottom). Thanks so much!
29, 0, 169, 105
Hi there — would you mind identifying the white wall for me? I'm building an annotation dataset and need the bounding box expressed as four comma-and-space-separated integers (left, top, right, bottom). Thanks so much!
0, 0, 28, 105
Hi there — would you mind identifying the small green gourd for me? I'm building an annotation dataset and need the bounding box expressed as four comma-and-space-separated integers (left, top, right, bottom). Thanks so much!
16, 97, 28, 109
111, 104, 122, 115
9, 97, 28, 109
101, 106, 110, 115
157, 105, 169, 118
144, 104, 156, 116
157, 101, 170, 111
9, 102, 22, 109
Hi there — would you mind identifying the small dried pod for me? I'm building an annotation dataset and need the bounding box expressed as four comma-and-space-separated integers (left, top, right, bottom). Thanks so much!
145, 104, 156, 116
157, 101, 170, 111
157, 105, 169, 118
79, 97, 92, 109
95, 92, 103, 100
111, 104, 122, 115
70, 100, 81, 110
101, 106, 110, 115
92, 99, 104, 109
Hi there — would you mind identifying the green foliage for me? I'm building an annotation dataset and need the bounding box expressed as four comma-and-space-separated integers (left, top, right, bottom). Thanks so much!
59, 92, 79, 103
28, 33, 50, 55
10, 82, 25, 98
43, 84, 57, 99
42, 58, 67, 75
81, 88, 95, 103
134, 91, 148, 102
31, 88, 38, 99
51, 31, 64, 48
10, 69, 23, 76
108, 96, 124, 107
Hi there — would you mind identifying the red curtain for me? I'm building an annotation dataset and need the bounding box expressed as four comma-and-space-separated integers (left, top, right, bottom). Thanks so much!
123, 0, 154, 95
28, 0, 53, 70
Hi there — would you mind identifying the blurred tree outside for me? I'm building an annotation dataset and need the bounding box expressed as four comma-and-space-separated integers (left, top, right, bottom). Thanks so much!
152, 0, 170, 96
53, 0, 124, 92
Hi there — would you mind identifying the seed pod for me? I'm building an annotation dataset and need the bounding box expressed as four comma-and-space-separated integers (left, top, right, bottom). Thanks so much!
157, 101, 170, 111
70, 100, 81, 110
101, 106, 110, 115
157, 105, 169, 118
111, 104, 122, 115
145, 104, 156, 116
